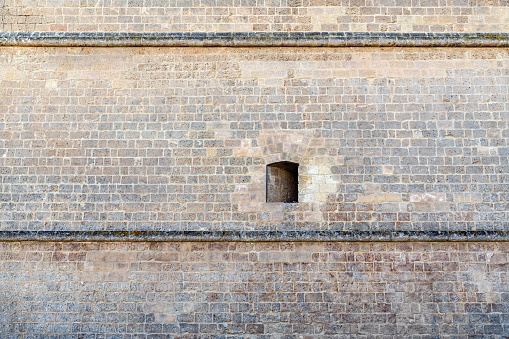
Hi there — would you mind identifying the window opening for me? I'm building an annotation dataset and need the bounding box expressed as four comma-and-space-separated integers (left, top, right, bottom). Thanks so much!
266, 161, 299, 203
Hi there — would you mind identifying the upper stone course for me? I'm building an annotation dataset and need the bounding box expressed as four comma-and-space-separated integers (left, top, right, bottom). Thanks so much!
1, 0, 509, 33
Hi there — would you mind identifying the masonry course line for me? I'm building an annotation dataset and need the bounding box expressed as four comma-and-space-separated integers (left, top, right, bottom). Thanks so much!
1, 32, 509, 47
0, 231, 507, 242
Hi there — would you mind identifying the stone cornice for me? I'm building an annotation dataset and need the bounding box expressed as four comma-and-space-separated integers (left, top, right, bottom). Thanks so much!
0, 231, 507, 242
1, 32, 509, 47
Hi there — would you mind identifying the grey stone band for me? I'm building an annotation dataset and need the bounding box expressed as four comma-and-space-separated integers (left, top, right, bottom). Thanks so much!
1, 32, 509, 47
0, 231, 508, 242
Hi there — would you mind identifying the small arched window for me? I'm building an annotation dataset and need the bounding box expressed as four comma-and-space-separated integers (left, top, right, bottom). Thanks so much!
266, 161, 299, 203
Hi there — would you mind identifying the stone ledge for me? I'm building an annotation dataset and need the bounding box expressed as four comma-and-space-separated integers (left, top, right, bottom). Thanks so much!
1, 32, 509, 47
0, 231, 507, 242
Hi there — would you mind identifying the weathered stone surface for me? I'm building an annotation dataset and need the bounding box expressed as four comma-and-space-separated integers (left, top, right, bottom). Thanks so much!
2, 32, 509, 47
1, 2, 509, 337
2, 0, 509, 33
0, 230, 508, 242
0, 241, 507, 337
1, 47, 508, 235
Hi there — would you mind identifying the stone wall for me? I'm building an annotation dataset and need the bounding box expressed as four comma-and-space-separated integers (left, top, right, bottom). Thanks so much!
1, 46, 508, 233
1, 1, 509, 337
1, 241, 507, 337
1, 0, 509, 33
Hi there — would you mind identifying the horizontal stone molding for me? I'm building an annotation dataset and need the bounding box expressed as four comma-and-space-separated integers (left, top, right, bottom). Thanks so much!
1, 32, 509, 47
0, 231, 508, 242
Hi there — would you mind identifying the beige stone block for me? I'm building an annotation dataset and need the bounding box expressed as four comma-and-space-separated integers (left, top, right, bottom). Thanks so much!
434, 203, 451, 212
318, 166, 331, 175
489, 253, 507, 264
382, 166, 393, 175
267, 252, 289, 262
410, 193, 445, 203
87, 251, 107, 262
305, 183, 320, 192
80, 271, 103, 281
264, 202, 284, 212
413, 203, 433, 212
487, 129, 501, 139
306, 165, 319, 175
238, 202, 262, 213
287, 251, 312, 262
335, 156, 345, 166
84, 261, 114, 271
270, 212, 284, 220
363, 183, 380, 193
300, 193, 314, 203
44, 79, 58, 88
187, 203, 205, 212
103, 271, 127, 282
357, 194, 385, 203
315, 192, 328, 202
304, 210, 322, 222
384, 193, 401, 202
325, 176, 339, 185
454, 193, 483, 203
380, 202, 405, 212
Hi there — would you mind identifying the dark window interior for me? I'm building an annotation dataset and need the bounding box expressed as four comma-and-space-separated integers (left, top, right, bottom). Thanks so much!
266, 161, 299, 203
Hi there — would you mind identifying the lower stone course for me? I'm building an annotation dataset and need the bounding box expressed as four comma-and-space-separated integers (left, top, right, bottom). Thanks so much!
1, 241, 507, 337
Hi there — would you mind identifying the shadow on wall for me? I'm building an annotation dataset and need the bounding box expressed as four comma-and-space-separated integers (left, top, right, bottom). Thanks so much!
266, 161, 299, 203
